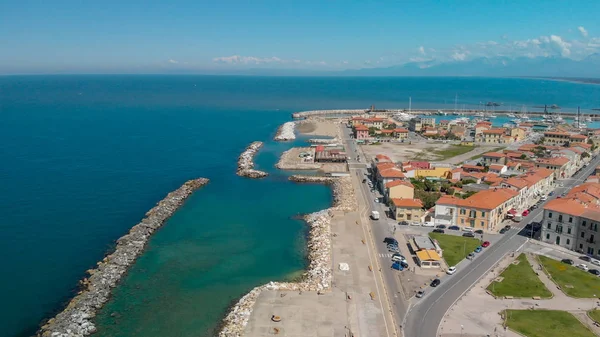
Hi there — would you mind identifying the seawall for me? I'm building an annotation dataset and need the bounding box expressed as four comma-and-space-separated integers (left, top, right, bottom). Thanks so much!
237, 141, 268, 178
37, 178, 210, 337
218, 176, 355, 337
274, 122, 296, 141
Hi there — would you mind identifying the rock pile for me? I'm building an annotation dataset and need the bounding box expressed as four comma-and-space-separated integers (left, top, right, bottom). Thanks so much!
292, 109, 368, 119
237, 141, 268, 178
37, 178, 210, 337
218, 176, 356, 337
308, 138, 338, 144
274, 122, 296, 141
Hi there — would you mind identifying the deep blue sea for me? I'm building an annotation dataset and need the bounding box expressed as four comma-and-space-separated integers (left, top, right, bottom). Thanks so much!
1, 76, 600, 337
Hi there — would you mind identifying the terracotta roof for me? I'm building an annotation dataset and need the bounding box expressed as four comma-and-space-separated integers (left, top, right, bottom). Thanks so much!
483, 128, 507, 135
544, 131, 570, 137
537, 157, 570, 166
462, 164, 485, 171
391, 198, 423, 208
506, 161, 520, 168
366, 117, 385, 122
489, 164, 505, 171
570, 134, 588, 140
394, 128, 409, 133
351, 117, 366, 121
518, 144, 539, 151
376, 162, 396, 171
544, 198, 590, 216
568, 183, 600, 200
503, 177, 529, 189
385, 180, 414, 189
380, 168, 406, 178
572, 142, 592, 150
451, 168, 463, 173
408, 161, 431, 169
380, 129, 394, 134
529, 168, 554, 179
375, 154, 393, 163
354, 124, 369, 131
483, 152, 506, 158
437, 188, 518, 210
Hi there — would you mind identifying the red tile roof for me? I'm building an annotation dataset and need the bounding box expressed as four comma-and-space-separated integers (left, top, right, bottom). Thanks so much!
536, 157, 570, 166
437, 188, 518, 210
385, 180, 414, 189
483, 128, 507, 135
354, 124, 369, 131
380, 168, 405, 178
375, 154, 393, 163
483, 152, 506, 158
391, 198, 423, 208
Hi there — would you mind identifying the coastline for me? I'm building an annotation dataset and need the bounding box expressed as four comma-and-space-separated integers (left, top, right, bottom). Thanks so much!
37, 178, 210, 337
237, 141, 268, 178
218, 175, 356, 337
274, 122, 296, 141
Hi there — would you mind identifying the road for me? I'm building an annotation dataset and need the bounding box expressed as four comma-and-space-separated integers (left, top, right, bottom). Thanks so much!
341, 125, 409, 336
404, 152, 600, 337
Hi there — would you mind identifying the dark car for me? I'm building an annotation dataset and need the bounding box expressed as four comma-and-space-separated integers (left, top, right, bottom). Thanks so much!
399, 221, 409, 226
499, 228, 508, 234
474, 229, 484, 234
432, 229, 445, 234
384, 237, 398, 245
504, 225, 512, 230
362, 179, 367, 183
549, 191, 555, 196
590, 269, 600, 276
430, 278, 441, 287
436, 224, 447, 229
448, 225, 460, 231
462, 232, 475, 238
581, 255, 592, 262
561, 258, 574, 265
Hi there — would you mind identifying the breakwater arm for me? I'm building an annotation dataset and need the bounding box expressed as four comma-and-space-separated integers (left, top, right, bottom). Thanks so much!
237, 141, 268, 178
274, 122, 296, 141
37, 178, 210, 337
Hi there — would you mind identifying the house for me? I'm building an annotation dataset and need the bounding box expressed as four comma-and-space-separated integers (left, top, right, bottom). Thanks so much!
374, 154, 393, 163
376, 167, 405, 193
543, 131, 571, 145
462, 164, 486, 173
393, 128, 409, 140
363, 117, 385, 129
438, 120, 450, 130
509, 127, 527, 142
353, 124, 369, 139
434, 188, 518, 232
391, 198, 424, 222
482, 128, 508, 143
488, 164, 507, 174
385, 180, 415, 202
535, 156, 571, 178
482, 152, 507, 165
475, 122, 492, 136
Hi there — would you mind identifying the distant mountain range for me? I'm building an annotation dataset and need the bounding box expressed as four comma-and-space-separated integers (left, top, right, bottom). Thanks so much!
340, 54, 600, 77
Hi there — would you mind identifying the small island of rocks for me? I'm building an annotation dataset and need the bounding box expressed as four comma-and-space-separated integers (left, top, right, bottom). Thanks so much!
237, 141, 268, 178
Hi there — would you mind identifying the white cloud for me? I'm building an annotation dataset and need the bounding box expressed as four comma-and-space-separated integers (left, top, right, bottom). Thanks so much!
418, 46, 425, 55
578, 26, 589, 37
451, 51, 468, 61
168, 59, 178, 64
547, 35, 571, 57
212, 55, 286, 65
342, 60, 349, 64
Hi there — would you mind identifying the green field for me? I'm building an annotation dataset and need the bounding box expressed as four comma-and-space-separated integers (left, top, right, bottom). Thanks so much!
433, 145, 476, 160
428, 232, 481, 266
538, 255, 600, 298
487, 254, 552, 298
588, 310, 600, 324
505, 309, 595, 337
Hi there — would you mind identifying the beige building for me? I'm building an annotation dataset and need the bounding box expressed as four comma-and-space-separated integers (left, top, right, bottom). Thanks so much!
482, 128, 507, 143
385, 180, 414, 201
391, 198, 424, 222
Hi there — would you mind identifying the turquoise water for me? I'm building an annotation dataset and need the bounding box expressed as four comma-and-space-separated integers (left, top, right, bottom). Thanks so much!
1, 76, 600, 337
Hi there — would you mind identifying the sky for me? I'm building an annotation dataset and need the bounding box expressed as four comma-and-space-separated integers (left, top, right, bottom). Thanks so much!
1, 0, 600, 74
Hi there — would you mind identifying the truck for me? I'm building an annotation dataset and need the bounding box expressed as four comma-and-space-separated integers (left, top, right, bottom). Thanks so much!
371, 210, 380, 220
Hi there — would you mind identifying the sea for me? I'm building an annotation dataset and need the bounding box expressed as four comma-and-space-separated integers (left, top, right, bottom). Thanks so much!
1, 76, 600, 337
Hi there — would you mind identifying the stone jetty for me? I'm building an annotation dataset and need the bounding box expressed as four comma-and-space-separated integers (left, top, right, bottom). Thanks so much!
292, 109, 368, 119
37, 178, 210, 337
307, 138, 338, 144
274, 121, 296, 141
218, 176, 355, 337
237, 141, 268, 178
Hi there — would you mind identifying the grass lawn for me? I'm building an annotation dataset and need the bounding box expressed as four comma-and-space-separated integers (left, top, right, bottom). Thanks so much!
487, 254, 552, 298
428, 232, 481, 266
432, 145, 476, 160
538, 255, 600, 298
588, 310, 600, 324
505, 309, 595, 337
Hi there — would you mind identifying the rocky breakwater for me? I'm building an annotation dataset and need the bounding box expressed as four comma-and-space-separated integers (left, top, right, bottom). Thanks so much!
218, 176, 355, 337
237, 141, 268, 179
292, 109, 367, 119
274, 121, 296, 141
37, 178, 210, 337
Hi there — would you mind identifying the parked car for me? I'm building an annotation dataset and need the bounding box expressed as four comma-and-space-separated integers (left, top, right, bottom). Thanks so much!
589, 269, 600, 276
540, 195, 548, 201
591, 259, 600, 267
499, 228, 508, 234
416, 290, 425, 298
549, 191, 555, 196
432, 229, 445, 234
580, 255, 591, 262
504, 225, 512, 230
391, 253, 406, 262
448, 225, 460, 231
399, 221, 409, 226
474, 246, 483, 253
446, 266, 457, 275
430, 278, 441, 287
374, 198, 379, 203
482, 241, 490, 248
522, 210, 530, 216
467, 252, 475, 260
561, 258, 574, 265
362, 179, 367, 183
387, 245, 399, 253
436, 224, 447, 229
474, 229, 484, 234
392, 261, 404, 271
462, 232, 475, 238
384, 237, 397, 245
462, 227, 473, 232
421, 222, 435, 227
577, 263, 589, 271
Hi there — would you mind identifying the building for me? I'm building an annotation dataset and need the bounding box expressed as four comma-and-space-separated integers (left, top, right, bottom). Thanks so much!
434, 188, 518, 232
542, 131, 587, 145
481, 128, 508, 143
385, 180, 415, 201
488, 164, 507, 174
391, 198, 424, 222
535, 157, 570, 178
353, 124, 369, 140
482, 152, 507, 165
393, 128, 409, 140
415, 250, 442, 268
408, 117, 435, 132
376, 167, 405, 193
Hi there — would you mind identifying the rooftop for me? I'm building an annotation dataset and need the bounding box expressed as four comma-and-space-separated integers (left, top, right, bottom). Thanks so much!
437, 188, 518, 210
391, 198, 423, 208
386, 180, 414, 189
379, 167, 405, 178
536, 157, 570, 166
483, 152, 506, 158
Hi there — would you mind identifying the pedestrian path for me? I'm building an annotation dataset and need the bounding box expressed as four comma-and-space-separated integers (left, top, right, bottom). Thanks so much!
378, 253, 393, 258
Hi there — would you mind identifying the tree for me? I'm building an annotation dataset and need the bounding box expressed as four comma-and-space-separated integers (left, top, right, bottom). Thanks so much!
446, 187, 455, 196
461, 191, 477, 199
414, 190, 442, 209
368, 127, 378, 136
385, 123, 397, 130
462, 179, 476, 185
582, 152, 591, 158
519, 154, 527, 159
588, 138, 594, 145
535, 137, 546, 145
423, 179, 437, 192
440, 182, 451, 193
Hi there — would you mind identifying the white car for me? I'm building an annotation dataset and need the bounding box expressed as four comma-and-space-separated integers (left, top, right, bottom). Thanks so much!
540, 196, 547, 201
392, 254, 406, 262
577, 263, 589, 271
591, 259, 600, 267
421, 222, 435, 227
462, 227, 473, 232
374, 198, 379, 203
446, 266, 457, 275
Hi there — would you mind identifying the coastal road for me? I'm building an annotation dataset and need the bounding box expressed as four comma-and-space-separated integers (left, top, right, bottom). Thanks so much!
404, 153, 600, 337
341, 125, 409, 336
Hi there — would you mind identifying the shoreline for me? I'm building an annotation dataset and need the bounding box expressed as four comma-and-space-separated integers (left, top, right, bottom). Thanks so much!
274, 121, 296, 141
218, 175, 355, 337
237, 141, 268, 178
37, 178, 210, 337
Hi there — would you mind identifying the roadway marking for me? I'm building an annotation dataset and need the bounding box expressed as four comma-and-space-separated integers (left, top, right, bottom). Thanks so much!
379, 253, 393, 258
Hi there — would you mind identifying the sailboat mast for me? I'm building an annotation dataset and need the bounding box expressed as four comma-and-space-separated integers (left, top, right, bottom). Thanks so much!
409, 97, 412, 113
